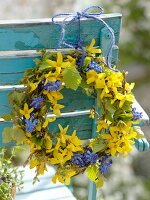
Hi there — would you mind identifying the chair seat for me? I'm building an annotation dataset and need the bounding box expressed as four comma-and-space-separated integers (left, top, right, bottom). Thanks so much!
16, 166, 76, 200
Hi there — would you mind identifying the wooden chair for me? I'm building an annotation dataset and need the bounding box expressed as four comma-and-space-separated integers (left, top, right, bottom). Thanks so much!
0, 13, 149, 200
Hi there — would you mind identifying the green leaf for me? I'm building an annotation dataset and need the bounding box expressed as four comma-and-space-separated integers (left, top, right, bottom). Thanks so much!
38, 60, 54, 71
8, 91, 25, 107
63, 66, 82, 90
12, 126, 25, 143
0, 115, 12, 121
106, 111, 114, 123
80, 75, 90, 88
92, 138, 107, 153
117, 113, 133, 121
86, 164, 98, 182
31, 136, 43, 146
82, 57, 92, 70
2, 127, 13, 143
34, 58, 41, 66
42, 52, 55, 61
104, 99, 116, 114
122, 101, 132, 112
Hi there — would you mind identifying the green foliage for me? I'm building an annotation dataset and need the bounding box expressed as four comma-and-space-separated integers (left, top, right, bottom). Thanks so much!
12, 126, 25, 143
82, 57, 92, 70
0, 148, 24, 200
8, 91, 25, 107
86, 164, 104, 189
86, 164, 99, 182
0, 115, 12, 121
2, 127, 13, 143
63, 66, 82, 90
2, 126, 25, 144
101, 0, 150, 68
92, 137, 107, 153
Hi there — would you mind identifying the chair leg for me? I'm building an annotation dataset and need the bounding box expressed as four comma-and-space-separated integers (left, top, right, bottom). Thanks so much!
88, 180, 97, 200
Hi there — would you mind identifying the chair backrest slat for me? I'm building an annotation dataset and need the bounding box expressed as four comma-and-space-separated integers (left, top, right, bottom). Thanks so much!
0, 14, 122, 147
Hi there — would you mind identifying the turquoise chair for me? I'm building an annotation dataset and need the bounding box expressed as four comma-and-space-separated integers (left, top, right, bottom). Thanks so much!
0, 13, 149, 200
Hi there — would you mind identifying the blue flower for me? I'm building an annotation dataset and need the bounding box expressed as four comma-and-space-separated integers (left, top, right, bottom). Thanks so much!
99, 154, 112, 175
131, 107, 143, 121
76, 57, 83, 72
85, 61, 102, 73
30, 96, 44, 109
43, 80, 60, 91
70, 147, 98, 167
70, 152, 86, 167
25, 116, 38, 133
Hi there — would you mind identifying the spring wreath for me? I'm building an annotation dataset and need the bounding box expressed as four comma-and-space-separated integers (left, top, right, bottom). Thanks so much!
1, 6, 147, 189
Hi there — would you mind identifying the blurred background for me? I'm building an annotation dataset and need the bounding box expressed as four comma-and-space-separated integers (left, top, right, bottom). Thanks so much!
0, 0, 149, 199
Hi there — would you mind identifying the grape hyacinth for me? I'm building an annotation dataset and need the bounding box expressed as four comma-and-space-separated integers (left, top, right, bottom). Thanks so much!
85, 61, 102, 73
131, 107, 143, 121
70, 147, 98, 167
25, 115, 38, 133
30, 96, 44, 109
99, 154, 112, 175
43, 80, 60, 91
76, 56, 83, 72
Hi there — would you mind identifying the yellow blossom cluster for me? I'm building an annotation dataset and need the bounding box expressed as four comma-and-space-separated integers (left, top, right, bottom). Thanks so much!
102, 122, 137, 157
86, 69, 135, 108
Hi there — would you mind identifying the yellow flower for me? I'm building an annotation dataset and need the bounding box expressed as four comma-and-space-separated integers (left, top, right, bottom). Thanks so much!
29, 82, 40, 92
106, 71, 123, 88
89, 109, 95, 119
110, 122, 132, 135
125, 82, 135, 91
112, 92, 135, 108
43, 117, 56, 128
19, 103, 34, 119
52, 169, 76, 185
66, 55, 76, 65
44, 71, 60, 83
30, 158, 38, 169
100, 86, 109, 99
65, 130, 83, 151
95, 73, 106, 89
50, 104, 64, 116
45, 136, 53, 150
86, 70, 106, 89
49, 125, 82, 164
57, 124, 69, 145
43, 90, 63, 104
85, 39, 101, 54
37, 162, 48, 175
46, 52, 71, 74
102, 125, 137, 157
96, 120, 108, 132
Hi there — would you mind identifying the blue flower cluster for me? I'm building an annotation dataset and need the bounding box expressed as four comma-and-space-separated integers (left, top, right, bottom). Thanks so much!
131, 107, 143, 121
85, 61, 102, 73
25, 115, 38, 133
76, 57, 83, 72
70, 147, 98, 167
30, 96, 44, 109
43, 80, 60, 91
99, 154, 112, 175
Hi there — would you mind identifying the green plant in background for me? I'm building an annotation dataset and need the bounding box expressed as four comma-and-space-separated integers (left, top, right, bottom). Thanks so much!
101, 0, 150, 68
0, 147, 24, 200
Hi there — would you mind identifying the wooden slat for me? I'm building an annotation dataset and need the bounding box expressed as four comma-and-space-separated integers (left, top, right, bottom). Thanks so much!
0, 14, 122, 51
0, 87, 95, 115
0, 114, 93, 147
16, 166, 76, 200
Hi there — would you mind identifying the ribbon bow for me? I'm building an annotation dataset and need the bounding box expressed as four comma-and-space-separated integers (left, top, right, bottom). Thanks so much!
52, 6, 118, 72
